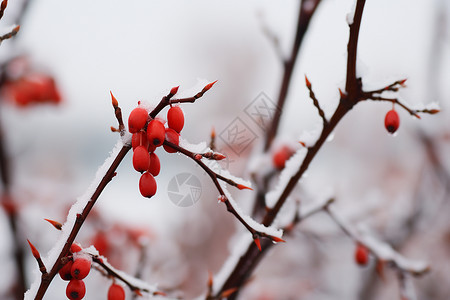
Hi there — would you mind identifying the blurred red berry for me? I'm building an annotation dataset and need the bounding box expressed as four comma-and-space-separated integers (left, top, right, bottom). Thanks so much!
146, 119, 165, 147
148, 152, 161, 176
355, 243, 369, 266
163, 128, 179, 153
167, 105, 184, 133
71, 258, 91, 280
139, 172, 157, 198
108, 283, 125, 300
272, 146, 294, 170
131, 132, 149, 150
66, 279, 86, 300
384, 109, 400, 134
59, 260, 73, 281
132, 146, 150, 173
128, 107, 148, 133
92, 232, 110, 257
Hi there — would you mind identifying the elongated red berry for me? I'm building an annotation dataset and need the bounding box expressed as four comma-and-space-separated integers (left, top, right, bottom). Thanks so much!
128, 107, 148, 133
146, 119, 165, 147
272, 146, 293, 169
108, 283, 126, 300
133, 146, 150, 173
71, 257, 91, 280
66, 279, 86, 300
148, 152, 161, 176
139, 172, 157, 198
167, 106, 184, 133
384, 109, 400, 134
355, 243, 369, 266
59, 260, 74, 281
163, 128, 180, 153
132, 132, 149, 150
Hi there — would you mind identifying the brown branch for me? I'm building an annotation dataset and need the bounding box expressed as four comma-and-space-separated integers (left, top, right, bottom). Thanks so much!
305, 75, 328, 126
33, 144, 131, 300
0, 0, 7, 21
264, 0, 323, 150
163, 140, 278, 243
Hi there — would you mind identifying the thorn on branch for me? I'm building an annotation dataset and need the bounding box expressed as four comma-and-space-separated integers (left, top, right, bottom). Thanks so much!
0, 25, 19, 43
305, 75, 328, 126
44, 218, 62, 230
110, 91, 125, 135
27, 239, 47, 274
0, 0, 8, 20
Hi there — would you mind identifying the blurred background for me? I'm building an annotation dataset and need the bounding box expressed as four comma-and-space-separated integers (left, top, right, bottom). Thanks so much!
0, 0, 449, 299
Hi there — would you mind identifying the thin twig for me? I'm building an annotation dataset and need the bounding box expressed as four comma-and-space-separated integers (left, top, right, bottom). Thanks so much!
305, 75, 328, 126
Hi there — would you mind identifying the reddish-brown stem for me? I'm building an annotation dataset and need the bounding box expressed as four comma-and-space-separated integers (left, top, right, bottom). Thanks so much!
33, 145, 131, 300
216, 1, 366, 297
264, 0, 323, 150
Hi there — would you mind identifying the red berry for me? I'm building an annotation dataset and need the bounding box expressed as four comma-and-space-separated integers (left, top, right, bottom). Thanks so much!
148, 152, 161, 176
384, 109, 400, 134
272, 146, 293, 169
92, 232, 110, 256
108, 283, 125, 300
66, 279, 86, 300
128, 107, 148, 133
139, 172, 157, 198
355, 244, 369, 266
70, 243, 82, 254
71, 257, 91, 280
132, 146, 150, 173
163, 128, 180, 153
59, 260, 73, 281
167, 106, 184, 133
146, 119, 165, 147
131, 132, 149, 150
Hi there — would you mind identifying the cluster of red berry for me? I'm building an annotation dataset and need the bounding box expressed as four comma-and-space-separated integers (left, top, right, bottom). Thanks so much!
128, 95, 184, 198
60, 243, 126, 300
384, 108, 400, 134
59, 244, 91, 300
3, 73, 61, 106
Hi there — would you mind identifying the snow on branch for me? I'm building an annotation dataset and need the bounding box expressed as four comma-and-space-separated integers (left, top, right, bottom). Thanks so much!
325, 205, 429, 276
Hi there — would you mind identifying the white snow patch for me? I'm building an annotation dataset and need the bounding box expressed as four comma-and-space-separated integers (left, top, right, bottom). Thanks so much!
346, 0, 357, 25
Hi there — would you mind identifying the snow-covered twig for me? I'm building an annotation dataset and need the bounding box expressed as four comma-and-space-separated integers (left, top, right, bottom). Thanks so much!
324, 205, 429, 276
164, 140, 283, 245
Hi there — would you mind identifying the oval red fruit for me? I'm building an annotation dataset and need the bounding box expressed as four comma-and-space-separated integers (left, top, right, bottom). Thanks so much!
59, 260, 74, 281
355, 244, 369, 266
146, 120, 165, 147
167, 106, 184, 133
71, 258, 91, 280
148, 152, 161, 176
272, 146, 293, 170
133, 146, 150, 173
108, 283, 126, 300
128, 107, 148, 133
132, 132, 149, 150
163, 128, 180, 153
384, 109, 400, 134
139, 172, 157, 198
66, 279, 86, 300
